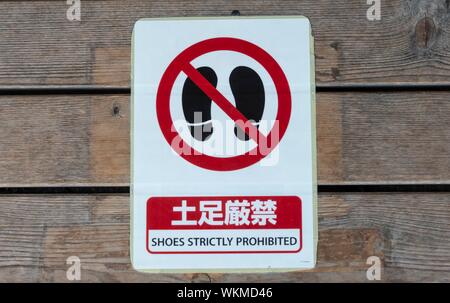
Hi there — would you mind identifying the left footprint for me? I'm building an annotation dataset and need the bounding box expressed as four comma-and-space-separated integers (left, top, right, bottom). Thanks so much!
182, 66, 217, 141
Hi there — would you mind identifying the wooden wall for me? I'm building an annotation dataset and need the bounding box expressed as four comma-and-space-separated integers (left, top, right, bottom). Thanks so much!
0, 0, 449, 282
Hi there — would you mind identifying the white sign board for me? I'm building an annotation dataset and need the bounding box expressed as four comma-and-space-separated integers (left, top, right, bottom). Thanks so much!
131, 16, 317, 272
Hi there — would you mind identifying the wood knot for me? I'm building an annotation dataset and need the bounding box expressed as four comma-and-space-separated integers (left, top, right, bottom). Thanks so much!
415, 17, 436, 49
190, 273, 212, 283
231, 10, 241, 16
112, 104, 121, 117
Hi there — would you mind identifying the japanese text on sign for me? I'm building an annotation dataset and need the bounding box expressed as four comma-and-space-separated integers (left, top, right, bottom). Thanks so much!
171, 199, 277, 226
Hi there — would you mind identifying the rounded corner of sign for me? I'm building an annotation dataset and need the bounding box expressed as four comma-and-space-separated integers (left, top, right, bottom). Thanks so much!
300, 16, 312, 26
132, 18, 148, 34
130, 254, 144, 273
289, 16, 313, 35
130, 260, 140, 273
292, 15, 312, 25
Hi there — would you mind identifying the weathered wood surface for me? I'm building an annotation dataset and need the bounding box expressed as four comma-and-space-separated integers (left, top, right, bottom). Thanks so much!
0, 0, 448, 284
1, 92, 449, 187
0, 193, 448, 282
0, 0, 450, 88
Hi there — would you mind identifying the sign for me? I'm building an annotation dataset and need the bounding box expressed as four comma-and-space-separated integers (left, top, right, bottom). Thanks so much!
131, 16, 317, 272
147, 196, 302, 254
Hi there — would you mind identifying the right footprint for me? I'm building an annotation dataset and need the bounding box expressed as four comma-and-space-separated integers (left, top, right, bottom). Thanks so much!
229, 66, 265, 141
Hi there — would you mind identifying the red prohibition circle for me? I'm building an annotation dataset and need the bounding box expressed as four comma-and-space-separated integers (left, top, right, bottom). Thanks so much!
156, 37, 292, 171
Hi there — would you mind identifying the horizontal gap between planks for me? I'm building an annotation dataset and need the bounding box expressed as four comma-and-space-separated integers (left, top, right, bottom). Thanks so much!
1, 83, 450, 95
319, 184, 450, 193
0, 86, 130, 95
0, 184, 450, 195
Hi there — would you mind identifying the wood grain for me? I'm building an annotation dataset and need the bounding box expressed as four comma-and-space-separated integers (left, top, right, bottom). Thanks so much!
0, 193, 448, 282
1, 92, 449, 186
0, 0, 449, 88
0, 0, 447, 285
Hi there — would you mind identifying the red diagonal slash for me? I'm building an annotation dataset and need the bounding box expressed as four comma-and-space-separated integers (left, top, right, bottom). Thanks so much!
182, 63, 268, 145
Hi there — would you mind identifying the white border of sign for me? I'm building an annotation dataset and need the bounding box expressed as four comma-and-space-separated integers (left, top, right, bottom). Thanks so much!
131, 16, 317, 273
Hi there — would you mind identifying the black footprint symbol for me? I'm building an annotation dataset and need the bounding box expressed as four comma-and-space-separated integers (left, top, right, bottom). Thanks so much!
229, 66, 265, 141
182, 66, 217, 141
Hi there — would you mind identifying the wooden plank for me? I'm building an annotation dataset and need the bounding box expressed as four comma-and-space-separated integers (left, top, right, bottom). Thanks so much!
0, 193, 448, 282
0, 0, 449, 88
1, 92, 449, 186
